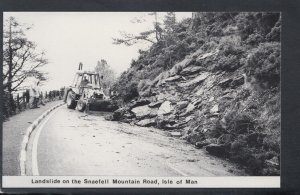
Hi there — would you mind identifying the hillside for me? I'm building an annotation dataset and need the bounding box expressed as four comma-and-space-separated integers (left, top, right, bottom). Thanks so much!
109, 12, 281, 176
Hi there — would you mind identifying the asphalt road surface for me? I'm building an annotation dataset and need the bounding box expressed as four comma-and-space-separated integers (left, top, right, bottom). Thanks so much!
25, 105, 245, 176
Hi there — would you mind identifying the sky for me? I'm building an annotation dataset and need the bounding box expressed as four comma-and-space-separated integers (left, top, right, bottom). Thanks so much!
4, 12, 192, 92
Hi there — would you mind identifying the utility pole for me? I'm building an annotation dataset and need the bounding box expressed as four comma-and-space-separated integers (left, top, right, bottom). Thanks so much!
154, 12, 160, 42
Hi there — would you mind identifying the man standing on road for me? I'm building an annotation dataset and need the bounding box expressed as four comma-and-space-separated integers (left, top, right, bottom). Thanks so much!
29, 79, 43, 108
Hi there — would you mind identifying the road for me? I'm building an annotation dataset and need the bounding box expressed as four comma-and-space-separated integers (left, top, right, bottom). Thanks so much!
25, 105, 245, 176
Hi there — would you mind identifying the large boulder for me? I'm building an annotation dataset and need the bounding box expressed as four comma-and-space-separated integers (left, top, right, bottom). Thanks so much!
131, 105, 157, 119
157, 101, 174, 116
110, 107, 129, 121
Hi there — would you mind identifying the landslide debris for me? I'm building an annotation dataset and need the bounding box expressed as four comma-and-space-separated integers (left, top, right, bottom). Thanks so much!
109, 13, 281, 176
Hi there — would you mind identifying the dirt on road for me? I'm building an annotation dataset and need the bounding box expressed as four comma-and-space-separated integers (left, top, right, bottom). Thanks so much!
26, 106, 246, 176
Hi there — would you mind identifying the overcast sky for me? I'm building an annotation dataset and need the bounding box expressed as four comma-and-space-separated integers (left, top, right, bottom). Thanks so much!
4, 12, 192, 91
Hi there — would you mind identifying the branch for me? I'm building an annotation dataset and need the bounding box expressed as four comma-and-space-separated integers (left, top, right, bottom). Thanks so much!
11, 75, 28, 91
11, 49, 31, 78
113, 31, 156, 46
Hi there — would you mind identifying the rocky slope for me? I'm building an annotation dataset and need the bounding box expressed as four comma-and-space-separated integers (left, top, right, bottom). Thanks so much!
108, 13, 280, 176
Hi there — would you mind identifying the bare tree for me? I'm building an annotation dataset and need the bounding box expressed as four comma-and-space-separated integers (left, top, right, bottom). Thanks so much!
3, 17, 48, 93
112, 12, 164, 46
95, 59, 116, 95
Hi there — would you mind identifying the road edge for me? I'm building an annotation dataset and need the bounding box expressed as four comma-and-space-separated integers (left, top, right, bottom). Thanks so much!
19, 102, 65, 176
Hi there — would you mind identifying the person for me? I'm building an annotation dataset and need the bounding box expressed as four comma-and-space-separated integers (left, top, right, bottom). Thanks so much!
80, 76, 89, 86
29, 79, 42, 108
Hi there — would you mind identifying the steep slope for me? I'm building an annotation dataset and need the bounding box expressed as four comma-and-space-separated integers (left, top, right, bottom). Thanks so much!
109, 13, 281, 176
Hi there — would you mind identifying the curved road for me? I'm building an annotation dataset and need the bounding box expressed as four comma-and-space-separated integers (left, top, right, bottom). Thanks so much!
25, 105, 245, 176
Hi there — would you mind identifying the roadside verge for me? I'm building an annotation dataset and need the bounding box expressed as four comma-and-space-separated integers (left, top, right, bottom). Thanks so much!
2, 100, 65, 176
19, 102, 65, 175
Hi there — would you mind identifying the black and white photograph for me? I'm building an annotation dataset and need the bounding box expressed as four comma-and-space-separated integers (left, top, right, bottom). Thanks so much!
2, 11, 281, 188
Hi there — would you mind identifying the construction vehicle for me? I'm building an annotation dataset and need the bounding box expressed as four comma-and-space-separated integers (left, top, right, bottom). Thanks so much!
64, 70, 118, 112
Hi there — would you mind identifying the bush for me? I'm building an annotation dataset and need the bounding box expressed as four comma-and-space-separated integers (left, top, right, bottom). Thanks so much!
245, 42, 280, 88
124, 81, 139, 102
212, 54, 240, 72
236, 12, 280, 42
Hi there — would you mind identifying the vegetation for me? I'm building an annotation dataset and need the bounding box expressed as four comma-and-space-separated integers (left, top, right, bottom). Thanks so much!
2, 17, 48, 118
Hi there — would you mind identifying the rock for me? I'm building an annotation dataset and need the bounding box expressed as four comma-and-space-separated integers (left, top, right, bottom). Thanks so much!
195, 140, 211, 148
196, 49, 219, 61
191, 98, 202, 106
131, 105, 157, 119
169, 131, 181, 137
185, 115, 194, 122
111, 107, 128, 121
136, 118, 156, 127
104, 115, 113, 121
210, 105, 219, 113
179, 72, 210, 87
148, 100, 163, 108
129, 99, 150, 109
217, 134, 234, 145
164, 123, 180, 130
180, 66, 203, 76
195, 88, 204, 96
231, 76, 244, 88
165, 75, 182, 82
187, 133, 205, 144
122, 118, 134, 123
186, 103, 196, 113
205, 144, 227, 158
209, 96, 214, 102
156, 93, 167, 101
169, 58, 193, 76
176, 101, 189, 110
156, 114, 177, 130
219, 78, 233, 88
157, 101, 173, 115
187, 159, 196, 162
166, 94, 181, 103
265, 156, 280, 169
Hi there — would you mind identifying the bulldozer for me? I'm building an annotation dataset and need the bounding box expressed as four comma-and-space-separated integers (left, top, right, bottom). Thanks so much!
64, 69, 118, 112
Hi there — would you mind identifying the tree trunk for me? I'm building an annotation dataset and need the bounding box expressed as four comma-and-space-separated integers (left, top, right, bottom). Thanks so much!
8, 20, 13, 94
7, 19, 15, 115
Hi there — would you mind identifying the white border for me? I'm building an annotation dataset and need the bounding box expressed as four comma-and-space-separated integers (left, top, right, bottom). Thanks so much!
2, 176, 280, 188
